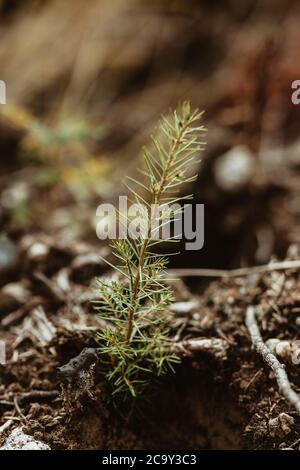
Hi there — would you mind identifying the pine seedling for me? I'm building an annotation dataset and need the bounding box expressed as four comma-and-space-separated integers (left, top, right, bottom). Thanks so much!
94, 102, 206, 411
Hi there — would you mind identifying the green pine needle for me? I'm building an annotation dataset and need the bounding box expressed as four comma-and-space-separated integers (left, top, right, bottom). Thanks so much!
94, 102, 206, 411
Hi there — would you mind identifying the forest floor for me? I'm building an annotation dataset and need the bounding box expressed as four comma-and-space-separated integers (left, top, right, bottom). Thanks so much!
1, 1, 300, 448
0, 227, 300, 449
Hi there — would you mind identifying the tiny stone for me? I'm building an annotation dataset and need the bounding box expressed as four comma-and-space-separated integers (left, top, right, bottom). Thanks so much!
268, 413, 294, 438
0, 427, 50, 450
170, 300, 199, 314
28, 242, 49, 259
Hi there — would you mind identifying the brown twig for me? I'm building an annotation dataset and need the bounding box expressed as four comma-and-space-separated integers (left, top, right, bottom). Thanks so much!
246, 305, 300, 413
175, 337, 229, 360
168, 259, 300, 278
0, 419, 13, 436
13, 397, 27, 422
245, 367, 263, 392
0, 400, 14, 406
1, 390, 60, 404
18, 390, 60, 403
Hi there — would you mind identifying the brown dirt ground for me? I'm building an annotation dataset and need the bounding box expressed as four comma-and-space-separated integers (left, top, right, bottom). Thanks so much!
0, 236, 299, 450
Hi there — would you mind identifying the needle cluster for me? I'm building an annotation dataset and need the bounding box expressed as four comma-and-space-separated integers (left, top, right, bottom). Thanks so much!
94, 102, 205, 410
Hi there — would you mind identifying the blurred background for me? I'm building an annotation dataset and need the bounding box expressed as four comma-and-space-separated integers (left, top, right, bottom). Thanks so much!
0, 0, 300, 270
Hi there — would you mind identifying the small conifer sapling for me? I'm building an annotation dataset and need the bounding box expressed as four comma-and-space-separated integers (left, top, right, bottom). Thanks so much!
94, 102, 206, 410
